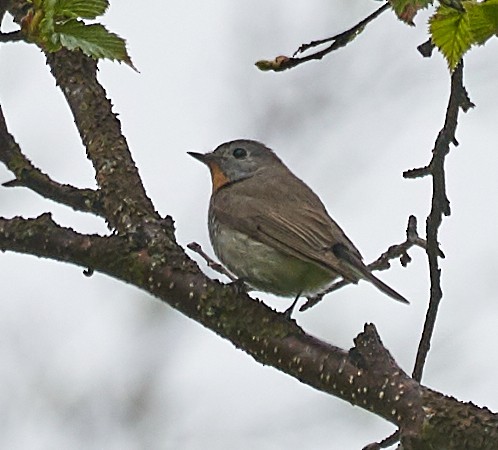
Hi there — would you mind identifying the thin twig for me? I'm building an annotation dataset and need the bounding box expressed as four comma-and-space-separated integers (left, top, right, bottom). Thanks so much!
187, 242, 237, 282
417, 39, 435, 58
365, 38, 475, 450
403, 165, 430, 179
300, 215, 424, 312
293, 3, 389, 56
255, 3, 389, 72
363, 429, 400, 450
410, 61, 473, 382
0, 30, 24, 42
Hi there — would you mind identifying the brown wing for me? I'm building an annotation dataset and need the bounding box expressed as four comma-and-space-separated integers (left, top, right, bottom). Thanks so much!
210, 168, 364, 283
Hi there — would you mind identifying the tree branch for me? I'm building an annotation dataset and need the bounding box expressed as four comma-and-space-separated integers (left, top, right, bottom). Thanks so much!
7, 0, 160, 230
406, 62, 474, 382
0, 210, 497, 448
0, 30, 23, 42
255, 3, 389, 72
0, 106, 104, 215
187, 241, 237, 281
373, 60, 475, 450
45, 49, 159, 230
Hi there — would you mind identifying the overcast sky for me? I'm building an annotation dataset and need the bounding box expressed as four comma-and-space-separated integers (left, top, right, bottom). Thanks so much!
1, 1, 497, 449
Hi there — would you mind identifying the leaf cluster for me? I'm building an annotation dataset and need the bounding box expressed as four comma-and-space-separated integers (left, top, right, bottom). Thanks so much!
430, 0, 498, 69
390, 0, 498, 69
21, 0, 135, 69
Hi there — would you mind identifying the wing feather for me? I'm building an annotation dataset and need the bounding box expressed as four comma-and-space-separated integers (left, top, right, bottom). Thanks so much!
210, 172, 363, 283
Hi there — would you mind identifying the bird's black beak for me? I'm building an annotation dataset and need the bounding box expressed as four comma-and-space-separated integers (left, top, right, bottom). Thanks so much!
187, 151, 209, 164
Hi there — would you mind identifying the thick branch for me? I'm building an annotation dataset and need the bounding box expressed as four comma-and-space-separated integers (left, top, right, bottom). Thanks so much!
0, 0, 8, 20
46, 48, 159, 230
0, 216, 420, 431
0, 216, 438, 431
0, 214, 497, 448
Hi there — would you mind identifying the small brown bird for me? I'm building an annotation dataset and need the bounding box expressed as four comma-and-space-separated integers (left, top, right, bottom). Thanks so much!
189, 140, 408, 314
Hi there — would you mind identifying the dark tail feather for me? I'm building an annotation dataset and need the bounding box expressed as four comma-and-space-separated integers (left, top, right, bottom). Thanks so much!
361, 270, 409, 304
332, 244, 409, 304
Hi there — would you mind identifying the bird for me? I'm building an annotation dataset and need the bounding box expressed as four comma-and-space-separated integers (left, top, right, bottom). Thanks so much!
188, 139, 408, 316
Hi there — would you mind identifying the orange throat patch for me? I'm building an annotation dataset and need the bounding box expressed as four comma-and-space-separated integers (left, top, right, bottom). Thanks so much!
208, 162, 230, 192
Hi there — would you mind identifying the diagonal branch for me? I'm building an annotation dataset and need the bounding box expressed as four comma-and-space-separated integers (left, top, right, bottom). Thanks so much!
45, 49, 159, 230
0, 210, 497, 448
0, 215, 421, 430
0, 105, 104, 215
0, 214, 444, 440
187, 241, 238, 281
7, 0, 160, 230
255, 3, 389, 72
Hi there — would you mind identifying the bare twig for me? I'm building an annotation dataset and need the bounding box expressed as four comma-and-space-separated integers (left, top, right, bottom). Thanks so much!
255, 3, 389, 72
369, 215, 442, 270
409, 61, 473, 382
368, 64, 473, 449
363, 430, 400, 450
0, 30, 23, 42
300, 215, 423, 312
187, 242, 237, 281
293, 3, 389, 56
417, 38, 435, 58
403, 165, 430, 179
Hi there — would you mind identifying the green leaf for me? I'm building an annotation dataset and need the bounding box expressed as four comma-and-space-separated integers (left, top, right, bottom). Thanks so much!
23, 0, 135, 69
36, 0, 59, 49
429, 4, 472, 69
480, 0, 498, 26
466, 0, 498, 44
53, 0, 109, 20
54, 20, 136, 69
430, 0, 498, 69
38, 3, 55, 36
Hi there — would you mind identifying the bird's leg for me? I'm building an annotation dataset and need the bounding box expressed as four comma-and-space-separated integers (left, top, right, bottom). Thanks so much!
283, 292, 302, 319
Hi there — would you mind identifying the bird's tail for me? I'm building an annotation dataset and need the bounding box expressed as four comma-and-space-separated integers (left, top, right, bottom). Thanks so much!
332, 243, 409, 304
360, 269, 409, 304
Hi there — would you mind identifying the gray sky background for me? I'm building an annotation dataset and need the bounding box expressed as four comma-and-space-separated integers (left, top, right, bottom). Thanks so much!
1, 1, 497, 449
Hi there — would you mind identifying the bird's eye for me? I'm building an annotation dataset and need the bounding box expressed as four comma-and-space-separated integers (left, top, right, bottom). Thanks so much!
232, 147, 247, 159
